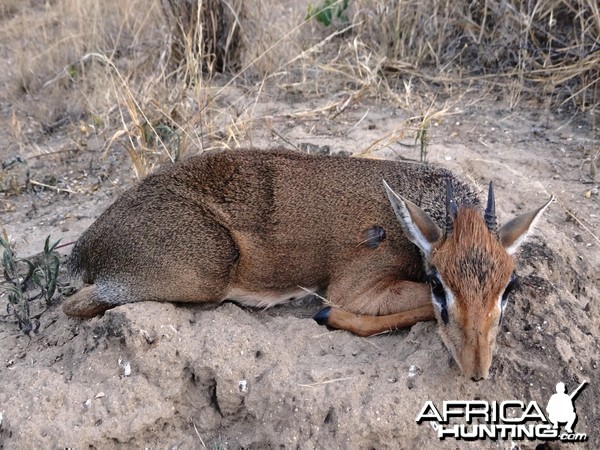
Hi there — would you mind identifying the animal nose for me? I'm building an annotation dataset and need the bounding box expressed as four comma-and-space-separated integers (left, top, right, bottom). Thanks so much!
469, 368, 489, 382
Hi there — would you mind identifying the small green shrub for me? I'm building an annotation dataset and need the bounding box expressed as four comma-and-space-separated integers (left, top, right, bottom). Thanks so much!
415, 121, 430, 163
306, 0, 349, 27
1, 234, 62, 335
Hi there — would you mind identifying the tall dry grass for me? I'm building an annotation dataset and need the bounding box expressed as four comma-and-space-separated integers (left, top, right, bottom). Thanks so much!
1, 0, 166, 137
350, 0, 599, 110
161, 0, 244, 78
0, 0, 597, 179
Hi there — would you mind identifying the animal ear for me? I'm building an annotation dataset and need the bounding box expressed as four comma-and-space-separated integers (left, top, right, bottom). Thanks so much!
498, 196, 554, 254
383, 180, 442, 256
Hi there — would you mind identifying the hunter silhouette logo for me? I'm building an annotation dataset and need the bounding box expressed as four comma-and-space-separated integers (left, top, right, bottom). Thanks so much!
416, 380, 588, 442
546, 381, 587, 434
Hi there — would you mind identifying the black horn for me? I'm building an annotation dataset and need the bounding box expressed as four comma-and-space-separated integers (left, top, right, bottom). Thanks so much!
445, 177, 457, 236
485, 181, 497, 232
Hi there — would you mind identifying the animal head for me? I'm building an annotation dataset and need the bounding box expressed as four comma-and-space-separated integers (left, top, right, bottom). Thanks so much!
383, 179, 553, 380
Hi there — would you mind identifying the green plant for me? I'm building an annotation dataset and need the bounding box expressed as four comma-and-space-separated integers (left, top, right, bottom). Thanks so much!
415, 120, 430, 163
1, 233, 62, 335
306, 0, 349, 27
413, 103, 453, 163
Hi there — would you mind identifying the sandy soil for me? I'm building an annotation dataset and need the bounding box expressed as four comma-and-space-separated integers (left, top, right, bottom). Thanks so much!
0, 89, 598, 449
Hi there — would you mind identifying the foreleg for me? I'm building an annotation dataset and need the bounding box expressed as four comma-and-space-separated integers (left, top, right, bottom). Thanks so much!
314, 280, 434, 336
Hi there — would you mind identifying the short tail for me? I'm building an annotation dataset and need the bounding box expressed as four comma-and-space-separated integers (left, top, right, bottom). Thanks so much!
67, 240, 93, 284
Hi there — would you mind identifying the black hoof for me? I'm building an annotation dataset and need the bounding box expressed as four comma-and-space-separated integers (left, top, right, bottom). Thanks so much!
313, 307, 331, 325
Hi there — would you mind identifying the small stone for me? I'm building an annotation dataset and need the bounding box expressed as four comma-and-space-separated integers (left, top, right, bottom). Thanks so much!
118, 357, 132, 377
408, 365, 420, 378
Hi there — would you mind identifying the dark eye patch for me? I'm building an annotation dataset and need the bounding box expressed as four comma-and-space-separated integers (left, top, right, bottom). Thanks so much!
501, 273, 519, 308
499, 273, 519, 325
427, 272, 448, 325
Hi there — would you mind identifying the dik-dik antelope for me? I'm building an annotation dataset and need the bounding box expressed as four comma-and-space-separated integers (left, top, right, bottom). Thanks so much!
63, 148, 552, 380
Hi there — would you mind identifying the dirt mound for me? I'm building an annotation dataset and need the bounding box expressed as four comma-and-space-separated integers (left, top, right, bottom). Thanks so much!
1, 233, 597, 448
1, 102, 599, 447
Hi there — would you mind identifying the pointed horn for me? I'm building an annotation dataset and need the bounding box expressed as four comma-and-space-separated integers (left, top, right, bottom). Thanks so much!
445, 177, 457, 236
485, 181, 497, 232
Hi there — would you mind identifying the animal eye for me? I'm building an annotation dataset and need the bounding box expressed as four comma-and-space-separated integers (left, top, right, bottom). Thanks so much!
428, 273, 449, 325
429, 275, 446, 300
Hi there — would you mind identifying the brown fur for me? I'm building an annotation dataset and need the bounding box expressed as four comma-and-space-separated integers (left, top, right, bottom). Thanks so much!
64, 147, 551, 380
66, 148, 478, 311
430, 208, 514, 379
378, 181, 551, 379
433, 208, 514, 312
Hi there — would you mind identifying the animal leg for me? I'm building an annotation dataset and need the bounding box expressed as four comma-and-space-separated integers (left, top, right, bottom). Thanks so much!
314, 304, 434, 337
62, 285, 116, 318
314, 279, 435, 336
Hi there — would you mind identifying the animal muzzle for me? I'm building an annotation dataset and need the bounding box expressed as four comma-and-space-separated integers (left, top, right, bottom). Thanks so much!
458, 337, 493, 381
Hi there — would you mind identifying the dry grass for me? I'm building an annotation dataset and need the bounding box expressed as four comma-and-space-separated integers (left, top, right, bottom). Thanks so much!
161, 0, 244, 78
1, 0, 167, 157
350, 0, 600, 111
0, 0, 597, 179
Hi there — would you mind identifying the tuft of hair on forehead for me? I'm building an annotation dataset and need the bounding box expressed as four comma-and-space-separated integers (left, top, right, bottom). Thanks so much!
431, 206, 514, 310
